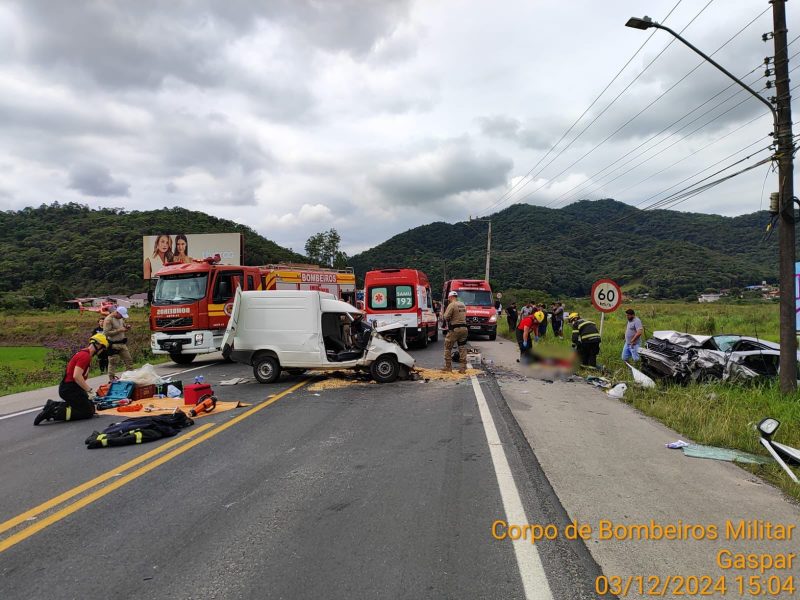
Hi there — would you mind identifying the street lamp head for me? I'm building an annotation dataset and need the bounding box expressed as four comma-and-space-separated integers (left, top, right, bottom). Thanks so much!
625, 16, 654, 30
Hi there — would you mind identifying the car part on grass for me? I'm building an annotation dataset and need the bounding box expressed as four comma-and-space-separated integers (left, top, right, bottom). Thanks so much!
758, 417, 800, 483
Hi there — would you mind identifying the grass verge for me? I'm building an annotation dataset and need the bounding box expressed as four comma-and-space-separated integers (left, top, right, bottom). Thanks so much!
496, 302, 800, 502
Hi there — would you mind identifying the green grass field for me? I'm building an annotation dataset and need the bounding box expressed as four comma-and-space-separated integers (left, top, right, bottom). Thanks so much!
0, 346, 48, 371
498, 300, 800, 501
0, 308, 168, 397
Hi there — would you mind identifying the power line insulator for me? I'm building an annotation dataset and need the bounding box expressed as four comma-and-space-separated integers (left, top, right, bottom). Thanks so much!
765, 69, 773, 77
765, 57, 773, 65
763, 32, 775, 42
766, 80, 775, 88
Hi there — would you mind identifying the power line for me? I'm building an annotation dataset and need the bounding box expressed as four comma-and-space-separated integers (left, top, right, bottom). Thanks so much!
548, 64, 767, 207
475, 0, 689, 217
553, 48, 800, 207
506, 4, 771, 210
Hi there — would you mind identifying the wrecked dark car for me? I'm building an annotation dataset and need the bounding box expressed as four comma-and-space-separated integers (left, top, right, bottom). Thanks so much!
638, 331, 796, 384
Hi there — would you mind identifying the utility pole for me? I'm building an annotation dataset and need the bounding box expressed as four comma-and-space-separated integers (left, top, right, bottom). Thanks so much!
485, 220, 492, 282
772, 0, 797, 394
625, 4, 797, 394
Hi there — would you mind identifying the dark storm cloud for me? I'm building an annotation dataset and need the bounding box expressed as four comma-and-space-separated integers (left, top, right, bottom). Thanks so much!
370, 143, 512, 204
68, 164, 130, 197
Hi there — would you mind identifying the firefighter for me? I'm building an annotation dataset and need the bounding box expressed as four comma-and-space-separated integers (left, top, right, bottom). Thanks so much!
442, 290, 468, 373
568, 312, 601, 368
34, 333, 109, 426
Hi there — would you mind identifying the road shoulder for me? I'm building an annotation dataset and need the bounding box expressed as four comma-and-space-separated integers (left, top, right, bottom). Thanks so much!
473, 339, 800, 597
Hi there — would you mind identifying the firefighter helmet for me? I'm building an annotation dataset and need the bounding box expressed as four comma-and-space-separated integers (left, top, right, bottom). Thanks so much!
567, 312, 580, 322
89, 333, 109, 348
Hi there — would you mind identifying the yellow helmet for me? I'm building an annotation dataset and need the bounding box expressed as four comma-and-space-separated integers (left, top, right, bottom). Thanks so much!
534, 310, 545, 322
89, 333, 109, 348
567, 312, 580, 321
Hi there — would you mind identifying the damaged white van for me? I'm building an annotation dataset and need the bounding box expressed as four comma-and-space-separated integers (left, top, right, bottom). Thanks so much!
221, 290, 415, 384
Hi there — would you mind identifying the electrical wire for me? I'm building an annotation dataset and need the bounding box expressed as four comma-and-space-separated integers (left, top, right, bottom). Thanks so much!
475, 0, 690, 217
506, 4, 771, 211
548, 64, 768, 208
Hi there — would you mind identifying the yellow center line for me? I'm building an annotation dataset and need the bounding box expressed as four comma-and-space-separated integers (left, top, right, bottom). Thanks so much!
0, 379, 308, 553
0, 422, 216, 536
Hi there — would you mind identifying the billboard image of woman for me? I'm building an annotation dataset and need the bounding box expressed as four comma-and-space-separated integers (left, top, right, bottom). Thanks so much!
143, 234, 174, 279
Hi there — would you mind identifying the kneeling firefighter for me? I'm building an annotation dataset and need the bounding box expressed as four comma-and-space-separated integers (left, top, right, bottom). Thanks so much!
443, 290, 468, 373
34, 334, 109, 426
568, 312, 601, 367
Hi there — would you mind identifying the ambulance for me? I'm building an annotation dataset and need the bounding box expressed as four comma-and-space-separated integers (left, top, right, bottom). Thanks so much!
441, 279, 497, 340
364, 269, 439, 347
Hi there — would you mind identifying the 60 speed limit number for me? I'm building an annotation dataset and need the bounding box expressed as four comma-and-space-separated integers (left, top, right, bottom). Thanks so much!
591, 279, 622, 313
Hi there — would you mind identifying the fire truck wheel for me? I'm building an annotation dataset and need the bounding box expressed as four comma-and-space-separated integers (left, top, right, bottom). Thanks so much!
370, 355, 399, 383
253, 355, 280, 384
169, 352, 196, 365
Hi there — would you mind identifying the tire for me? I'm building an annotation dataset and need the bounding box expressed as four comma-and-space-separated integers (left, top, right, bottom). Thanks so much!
370, 354, 399, 383
418, 328, 429, 349
169, 352, 196, 365
253, 355, 281, 384
488, 332, 497, 341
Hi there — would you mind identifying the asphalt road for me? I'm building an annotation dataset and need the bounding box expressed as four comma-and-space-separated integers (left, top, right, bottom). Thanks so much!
0, 341, 604, 600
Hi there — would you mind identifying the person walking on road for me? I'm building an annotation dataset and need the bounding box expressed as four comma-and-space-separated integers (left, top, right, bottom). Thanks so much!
34, 334, 109, 425
568, 312, 601, 367
442, 291, 468, 373
621, 308, 644, 362
506, 302, 518, 333
103, 306, 133, 382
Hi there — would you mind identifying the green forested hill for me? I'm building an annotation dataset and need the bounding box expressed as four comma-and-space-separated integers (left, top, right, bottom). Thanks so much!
0, 203, 306, 303
349, 199, 782, 299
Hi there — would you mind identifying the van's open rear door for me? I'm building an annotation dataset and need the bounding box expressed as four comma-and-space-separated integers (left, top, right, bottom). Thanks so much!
221, 288, 242, 358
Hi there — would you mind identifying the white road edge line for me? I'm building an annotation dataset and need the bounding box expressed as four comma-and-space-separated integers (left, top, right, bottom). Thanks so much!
470, 371, 554, 600
0, 407, 41, 421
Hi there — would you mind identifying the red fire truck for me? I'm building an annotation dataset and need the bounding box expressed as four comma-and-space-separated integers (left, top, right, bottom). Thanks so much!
150, 259, 356, 364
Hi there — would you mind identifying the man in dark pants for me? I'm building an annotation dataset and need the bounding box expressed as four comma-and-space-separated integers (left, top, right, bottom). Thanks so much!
506, 302, 518, 333
568, 312, 601, 367
34, 333, 109, 425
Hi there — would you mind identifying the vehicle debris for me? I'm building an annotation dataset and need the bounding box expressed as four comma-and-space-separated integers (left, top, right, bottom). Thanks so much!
638, 330, 796, 384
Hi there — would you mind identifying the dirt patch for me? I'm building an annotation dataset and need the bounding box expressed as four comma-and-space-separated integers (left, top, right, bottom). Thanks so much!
413, 367, 481, 381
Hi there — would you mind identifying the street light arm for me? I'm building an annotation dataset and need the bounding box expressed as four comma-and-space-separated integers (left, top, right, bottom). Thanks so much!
649, 21, 778, 124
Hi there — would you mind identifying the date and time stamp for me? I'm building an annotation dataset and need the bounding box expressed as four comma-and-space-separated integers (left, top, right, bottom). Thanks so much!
492, 518, 800, 597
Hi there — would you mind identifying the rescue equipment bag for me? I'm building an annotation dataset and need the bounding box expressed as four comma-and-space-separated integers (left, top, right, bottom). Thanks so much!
85, 410, 194, 449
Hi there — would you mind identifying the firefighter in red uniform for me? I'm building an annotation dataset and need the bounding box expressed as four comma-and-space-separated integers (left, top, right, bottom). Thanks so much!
34, 333, 109, 425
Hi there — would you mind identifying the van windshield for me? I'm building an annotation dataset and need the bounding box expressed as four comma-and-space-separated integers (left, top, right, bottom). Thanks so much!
455, 290, 493, 306
368, 285, 415, 310
153, 273, 208, 305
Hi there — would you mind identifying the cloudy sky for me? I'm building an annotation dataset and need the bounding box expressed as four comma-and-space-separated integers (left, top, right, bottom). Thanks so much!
0, 1, 796, 254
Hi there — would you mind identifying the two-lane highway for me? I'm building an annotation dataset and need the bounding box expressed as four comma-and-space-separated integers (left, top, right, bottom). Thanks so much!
0, 343, 604, 599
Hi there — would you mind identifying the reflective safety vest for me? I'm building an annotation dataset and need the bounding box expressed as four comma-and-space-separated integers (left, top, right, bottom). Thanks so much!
572, 319, 601, 345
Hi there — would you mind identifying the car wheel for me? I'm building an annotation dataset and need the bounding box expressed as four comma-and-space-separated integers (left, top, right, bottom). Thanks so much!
253, 356, 280, 384
370, 355, 399, 383
488, 332, 497, 341
169, 352, 196, 365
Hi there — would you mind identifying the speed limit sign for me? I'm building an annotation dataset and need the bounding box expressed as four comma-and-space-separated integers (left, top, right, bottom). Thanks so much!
591, 279, 622, 313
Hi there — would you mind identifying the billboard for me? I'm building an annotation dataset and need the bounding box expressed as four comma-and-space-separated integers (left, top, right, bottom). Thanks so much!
143, 233, 242, 279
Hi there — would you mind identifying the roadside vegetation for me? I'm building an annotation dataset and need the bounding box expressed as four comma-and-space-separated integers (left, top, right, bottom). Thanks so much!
0, 308, 167, 396
497, 300, 800, 501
